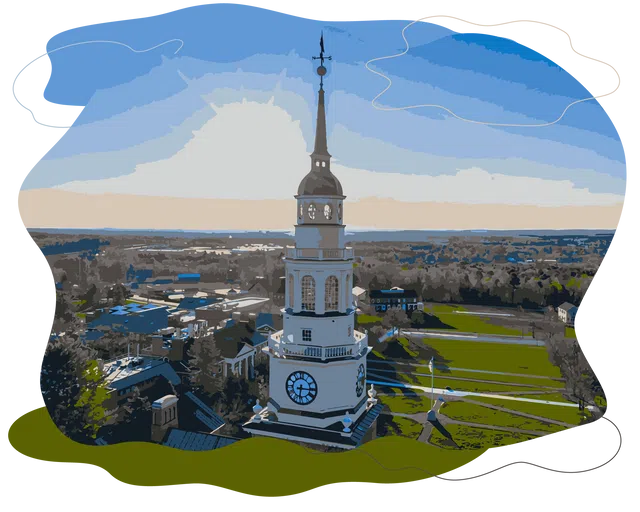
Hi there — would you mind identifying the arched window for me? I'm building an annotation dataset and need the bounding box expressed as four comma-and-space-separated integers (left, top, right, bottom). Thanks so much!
301, 276, 315, 311
308, 203, 317, 220
325, 275, 339, 311
324, 204, 332, 220
345, 274, 351, 309
298, 203, 303, 221
288, 274, 294, 309
338, 202, 343, 221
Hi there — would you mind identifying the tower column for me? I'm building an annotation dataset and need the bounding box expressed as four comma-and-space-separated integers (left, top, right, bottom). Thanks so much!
315, 272, 325, 316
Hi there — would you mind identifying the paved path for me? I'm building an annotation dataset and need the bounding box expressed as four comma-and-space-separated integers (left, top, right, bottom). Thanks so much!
368, 367, 564, 390
401, 330, 545, 346
368, 359, 565, 381
458, 397, 575, 428
367, 376, 593, 410
439, 417, 548, 437
418, 400, 445, 443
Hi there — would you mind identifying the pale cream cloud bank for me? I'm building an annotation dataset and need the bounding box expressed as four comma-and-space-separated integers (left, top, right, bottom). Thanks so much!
54, 100, 624, 211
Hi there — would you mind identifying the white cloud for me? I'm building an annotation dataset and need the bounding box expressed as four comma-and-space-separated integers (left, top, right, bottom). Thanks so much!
58, 99, 624, 207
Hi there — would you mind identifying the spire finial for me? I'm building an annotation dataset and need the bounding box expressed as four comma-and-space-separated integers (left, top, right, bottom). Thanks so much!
312, 31, 332, 89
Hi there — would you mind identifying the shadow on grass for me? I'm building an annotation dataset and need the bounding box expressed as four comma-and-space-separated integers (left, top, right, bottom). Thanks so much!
429, 419, 460, 449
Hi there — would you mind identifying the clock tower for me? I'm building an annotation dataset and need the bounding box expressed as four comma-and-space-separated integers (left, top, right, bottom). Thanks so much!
243, 35, 381, 449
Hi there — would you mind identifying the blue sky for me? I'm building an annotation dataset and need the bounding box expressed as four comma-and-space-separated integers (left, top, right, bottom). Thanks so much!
21, 3, 625, 212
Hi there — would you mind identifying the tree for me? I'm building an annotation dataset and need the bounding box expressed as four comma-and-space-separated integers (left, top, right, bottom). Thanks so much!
382, 307, 411, 336
544, 333, 604, 419
187, 335, 223, 396
117, 386, 152, 442
75, 360, 111, 439
410, 309, 425, 327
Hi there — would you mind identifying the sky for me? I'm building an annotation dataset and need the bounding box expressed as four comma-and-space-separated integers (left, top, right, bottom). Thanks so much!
18, 4, 626, 230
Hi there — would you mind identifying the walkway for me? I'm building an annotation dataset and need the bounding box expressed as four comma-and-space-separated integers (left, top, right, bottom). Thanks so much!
368, 367, 564, 391
369, 359, 565, 382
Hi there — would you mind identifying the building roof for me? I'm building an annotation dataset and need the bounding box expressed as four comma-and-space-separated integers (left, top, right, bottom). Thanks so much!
352, 286, 367, 296
558, 302, 578, 311
215, 321, 267, 358
152, 395, 178, 408
163, 429, 238, 451
369, 288, 418, 299
102, 357, 181, 391
297, 169, 343, 196
243, 403, 383, 449
255, 312, 283, 331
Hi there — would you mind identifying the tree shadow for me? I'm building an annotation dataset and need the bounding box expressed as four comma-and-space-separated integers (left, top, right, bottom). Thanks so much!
429, 418, 460, 449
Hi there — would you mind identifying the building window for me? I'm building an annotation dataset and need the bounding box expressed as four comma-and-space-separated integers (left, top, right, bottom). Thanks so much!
301, 276, 316, 311
299, 203, 303, 220
316, 160, 320, 167
345, 274, 351, 308
302, 329, 312, 342
322, 161, 326, 167
288, 274, 294, 308
347, 325, 352, 337
308, 203, 317, 220
324, 204, 332, 220
338, 202, 342, 221
325, 275, 339, 311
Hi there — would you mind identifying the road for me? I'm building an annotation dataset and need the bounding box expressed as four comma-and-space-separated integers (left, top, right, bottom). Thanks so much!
401, 329, 545, 346
366, 376, 593, 410
369, 359, 565, 381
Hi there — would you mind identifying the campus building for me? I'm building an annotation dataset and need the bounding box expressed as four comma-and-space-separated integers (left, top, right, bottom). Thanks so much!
369, 287, 420, 313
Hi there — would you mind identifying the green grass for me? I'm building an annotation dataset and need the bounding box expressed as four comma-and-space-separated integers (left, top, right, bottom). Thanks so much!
438, 368, 563, 389
441, 402, 565, 434
379, 390, 432, 414
9, 408, 482, 495
469, 396, 588, 425
357, 314, 383, 325
409, 375, 549, 394
381, 417, 424, 440
423, 304, 525, 336
431, 424, 535, 450
565, 326, 577, 339
418, 338, 562, 378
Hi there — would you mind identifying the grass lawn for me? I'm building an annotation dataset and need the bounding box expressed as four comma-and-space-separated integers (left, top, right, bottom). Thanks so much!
380, 416, 424, 440
565, 326, 577, 339
431, 424, 534, 450
9, 408, 482, 495
417, 338, 562, 378
441, 402, 565, 434
357, 314, 383, 326
379, 390, 432, 414
438, 368, 563, 389
470, 396, 589, 425
423, 304, 525, 336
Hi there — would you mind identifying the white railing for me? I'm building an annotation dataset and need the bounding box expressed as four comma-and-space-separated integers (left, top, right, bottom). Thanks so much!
285, 247, 354, 260
268, 333, 368, 361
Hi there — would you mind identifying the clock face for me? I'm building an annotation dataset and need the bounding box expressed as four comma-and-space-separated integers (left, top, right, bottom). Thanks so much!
286, 371, 318, 405
356, 364, 366, 397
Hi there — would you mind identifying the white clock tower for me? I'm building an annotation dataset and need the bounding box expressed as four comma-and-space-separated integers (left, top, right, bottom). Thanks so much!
244, 35, 381, 449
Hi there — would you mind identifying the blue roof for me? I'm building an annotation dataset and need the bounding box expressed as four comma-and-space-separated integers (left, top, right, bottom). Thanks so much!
177, 273, 200, 279
178, 296, 218, 310
255, 312, 274, 328
163, 429, 237, 451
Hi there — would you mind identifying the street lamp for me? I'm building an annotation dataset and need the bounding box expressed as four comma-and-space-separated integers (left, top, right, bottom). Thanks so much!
428, 356, 435, 407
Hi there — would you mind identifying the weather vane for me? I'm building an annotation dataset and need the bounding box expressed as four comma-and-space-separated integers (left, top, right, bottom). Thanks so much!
312, 31, 332, 89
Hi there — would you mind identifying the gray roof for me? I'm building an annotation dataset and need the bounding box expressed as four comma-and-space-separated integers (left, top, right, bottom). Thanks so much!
558, 302, 577, 311
297, 169, 343, 196
163, 429, 238, 451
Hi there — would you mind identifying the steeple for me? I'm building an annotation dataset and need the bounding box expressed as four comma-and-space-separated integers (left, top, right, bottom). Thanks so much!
297, 33, 343, 197
312, 88, 330, 158
311, 32, 331, 159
